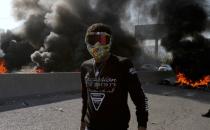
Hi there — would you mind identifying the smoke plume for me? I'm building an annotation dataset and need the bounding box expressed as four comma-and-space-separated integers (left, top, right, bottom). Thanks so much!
40, 0, 141, 71
1, 0, 146, 72
159, 0, 210, 81
0, 30, 34, 71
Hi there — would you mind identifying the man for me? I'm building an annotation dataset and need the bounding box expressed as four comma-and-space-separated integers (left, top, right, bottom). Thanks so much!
80, 23, 148, 130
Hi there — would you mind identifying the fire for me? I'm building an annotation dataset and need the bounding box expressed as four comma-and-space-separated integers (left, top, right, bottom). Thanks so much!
0, 59, 7, 74
35, 66, 45, 73
176, 72, 210, 88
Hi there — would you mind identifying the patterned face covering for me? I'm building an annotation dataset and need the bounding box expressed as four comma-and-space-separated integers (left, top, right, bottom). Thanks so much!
87, 42, 111, 62
86, 32, 112, 62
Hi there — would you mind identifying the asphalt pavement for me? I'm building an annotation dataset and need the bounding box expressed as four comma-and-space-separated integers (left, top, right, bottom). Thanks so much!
0, 83, 209, 130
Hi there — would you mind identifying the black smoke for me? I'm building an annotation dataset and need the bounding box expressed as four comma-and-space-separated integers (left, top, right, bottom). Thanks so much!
7, 0, 143, 72
41, 0, 141, 72
0, 31, 34, 71
0, 0, 50, 72
159, 0, 210, 81
12, 0, 51, 49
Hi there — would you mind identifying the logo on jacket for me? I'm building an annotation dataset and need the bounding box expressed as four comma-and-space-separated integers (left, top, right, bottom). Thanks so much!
90, 93, 105, 111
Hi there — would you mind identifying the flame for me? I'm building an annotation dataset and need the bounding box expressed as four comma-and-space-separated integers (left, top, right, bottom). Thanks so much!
176, 72, 210, 88
35, 67, 45, 73
0, 59, 8, 74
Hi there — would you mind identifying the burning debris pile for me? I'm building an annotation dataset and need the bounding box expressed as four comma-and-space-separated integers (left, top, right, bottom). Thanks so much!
0, 0, 148, 73
0, 58, 7, 74
0, 30, 35, 72
159, 0, 210, 88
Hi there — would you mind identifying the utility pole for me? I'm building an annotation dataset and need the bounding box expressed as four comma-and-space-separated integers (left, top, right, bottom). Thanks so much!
138, 7, 140, 25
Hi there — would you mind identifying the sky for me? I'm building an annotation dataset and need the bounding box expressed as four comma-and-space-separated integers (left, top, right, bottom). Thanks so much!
0, 0, 209, 31
0, 0, 23, 30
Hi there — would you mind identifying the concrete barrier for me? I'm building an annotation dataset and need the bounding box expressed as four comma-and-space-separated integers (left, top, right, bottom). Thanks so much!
0, 71, 175, 100
0, 72, 81, 100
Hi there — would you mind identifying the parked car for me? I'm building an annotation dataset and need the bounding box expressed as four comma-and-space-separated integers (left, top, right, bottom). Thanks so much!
158, 64, 173, 71
140, 64, 158, 71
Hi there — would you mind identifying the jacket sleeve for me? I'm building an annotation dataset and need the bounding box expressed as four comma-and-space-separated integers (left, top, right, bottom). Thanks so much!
80, 64, 87, 122
124, 59, 148, 128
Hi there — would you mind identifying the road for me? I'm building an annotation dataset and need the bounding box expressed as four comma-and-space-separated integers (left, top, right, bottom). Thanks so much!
0, 83, 209, 130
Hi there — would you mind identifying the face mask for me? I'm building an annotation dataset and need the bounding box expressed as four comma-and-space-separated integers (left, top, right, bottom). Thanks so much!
87, 42, 111, 62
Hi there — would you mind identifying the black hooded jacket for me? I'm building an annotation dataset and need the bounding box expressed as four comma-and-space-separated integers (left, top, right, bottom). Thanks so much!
80, 54, 148, 130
